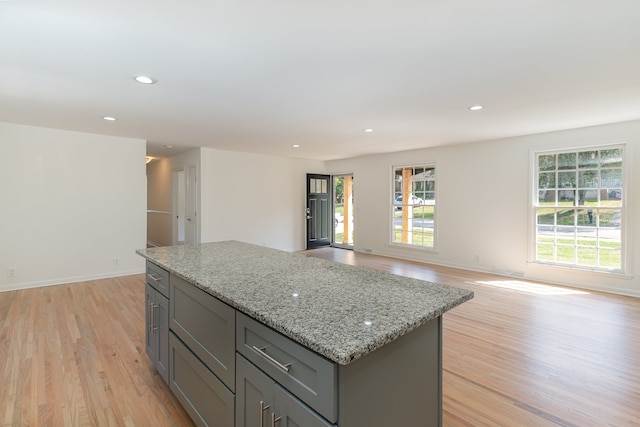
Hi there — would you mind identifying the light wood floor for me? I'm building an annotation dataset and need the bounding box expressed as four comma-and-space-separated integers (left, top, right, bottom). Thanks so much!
0, 275, 193, 427
1, 249, 638, 426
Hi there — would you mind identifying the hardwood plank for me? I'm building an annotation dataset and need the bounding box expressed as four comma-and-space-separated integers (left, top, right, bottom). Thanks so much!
1, 249, 638, 426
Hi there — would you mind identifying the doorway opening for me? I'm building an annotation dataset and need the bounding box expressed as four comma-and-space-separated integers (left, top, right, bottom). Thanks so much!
332, 175, 353, 249
306, 173, 355, 250
172, 163, 199, 245
306, 174, 331, 249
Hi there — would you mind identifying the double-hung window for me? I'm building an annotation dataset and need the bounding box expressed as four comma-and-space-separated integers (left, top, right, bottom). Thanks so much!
534, 146, 624, 272
392, 164, 436, 248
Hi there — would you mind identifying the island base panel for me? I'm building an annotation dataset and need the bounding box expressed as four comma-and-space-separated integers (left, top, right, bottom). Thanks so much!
338, 317, 442, 427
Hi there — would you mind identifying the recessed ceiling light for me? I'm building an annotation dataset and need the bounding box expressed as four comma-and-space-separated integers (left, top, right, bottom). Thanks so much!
103, 116, 117, 121
292, 144, 300, 148
164, 145, 173, 149
469, 105, 484, 111
133, 75, 157, 84
363, 128, 374, 133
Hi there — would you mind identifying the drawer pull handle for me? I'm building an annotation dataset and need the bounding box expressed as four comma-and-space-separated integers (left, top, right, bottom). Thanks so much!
147, 273, 163, 283
147, 302, 154, 333
259, 401, 270, 427
252, 345, 292, 372
151, 304, 159, 332
271, 412, 282, 426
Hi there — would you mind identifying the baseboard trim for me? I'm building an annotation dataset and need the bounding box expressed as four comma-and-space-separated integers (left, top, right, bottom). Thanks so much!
0, 269, 145, 293
361, 248, 640, 298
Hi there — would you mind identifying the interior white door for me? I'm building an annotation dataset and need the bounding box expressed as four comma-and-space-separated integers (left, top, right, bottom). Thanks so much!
174, 169, 186, 245
186, 164, 198, 244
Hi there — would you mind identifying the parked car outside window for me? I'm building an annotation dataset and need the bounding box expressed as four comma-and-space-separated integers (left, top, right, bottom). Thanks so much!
394, 194, 424, 209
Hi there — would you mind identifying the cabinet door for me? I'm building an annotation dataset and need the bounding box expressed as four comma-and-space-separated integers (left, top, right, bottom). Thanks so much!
170, 274, 236, 390
236, 354, 274, 427
145, 283, 156, 361
169, 333, 234, 427
155, 292, 169, 383
273, 385, 335, 427
145, 284, 170, 384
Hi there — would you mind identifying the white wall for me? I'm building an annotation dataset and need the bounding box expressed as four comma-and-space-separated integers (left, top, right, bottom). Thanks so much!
0, 122, 147, 291
200, 147, 324, 252
326, 120, 640, 297
5, 119, 635, 296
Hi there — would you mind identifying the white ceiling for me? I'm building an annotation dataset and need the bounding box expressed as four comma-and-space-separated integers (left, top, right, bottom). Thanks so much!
2, 0, 640, 161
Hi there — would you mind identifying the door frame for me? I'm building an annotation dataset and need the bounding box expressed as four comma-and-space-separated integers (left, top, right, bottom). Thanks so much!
331, 174, 354, 249
172, 163, 199, 245
186, 163, 198, 244
306, 174, 332, 249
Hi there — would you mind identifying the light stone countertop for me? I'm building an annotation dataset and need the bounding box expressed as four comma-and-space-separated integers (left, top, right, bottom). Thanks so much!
137, 241, 473, 365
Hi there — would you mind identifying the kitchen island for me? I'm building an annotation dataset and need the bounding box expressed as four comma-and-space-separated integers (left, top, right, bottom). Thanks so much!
137, 241, 473, 427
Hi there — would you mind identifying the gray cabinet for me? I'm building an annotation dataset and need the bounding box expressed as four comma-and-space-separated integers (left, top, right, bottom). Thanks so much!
144, 262, 443, 427
169, 333, 234, 427
236, 352, 274, 427
236, 312, 337, 423
238, 312, 442, 427
168, 273, 236, 426
146, 261, 169, 297
145, 265, 169, 384
169, 274, 236, 389
237, 354, 334, 427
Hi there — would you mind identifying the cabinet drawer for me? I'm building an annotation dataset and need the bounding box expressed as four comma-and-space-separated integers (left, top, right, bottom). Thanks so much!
146, 261, 169, 298
170, 275, 236, 390
169, 333, 234, 427
275, 384, 336, 427
236, 312, 337, 423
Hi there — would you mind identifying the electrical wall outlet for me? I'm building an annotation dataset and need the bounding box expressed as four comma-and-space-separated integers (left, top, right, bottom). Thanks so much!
113, 258, 120, 266
7, 269, 16, 277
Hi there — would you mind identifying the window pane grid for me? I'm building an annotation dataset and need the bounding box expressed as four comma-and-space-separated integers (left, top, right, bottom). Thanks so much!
534, 146, 623, 272
392, 165, 436, 248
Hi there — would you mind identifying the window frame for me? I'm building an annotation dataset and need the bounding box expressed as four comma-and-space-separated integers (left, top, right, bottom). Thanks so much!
390, 163, 437, 250
531, 144, 626, 273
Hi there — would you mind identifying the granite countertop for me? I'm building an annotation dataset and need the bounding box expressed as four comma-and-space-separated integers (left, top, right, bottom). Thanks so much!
137, 241, 473, 365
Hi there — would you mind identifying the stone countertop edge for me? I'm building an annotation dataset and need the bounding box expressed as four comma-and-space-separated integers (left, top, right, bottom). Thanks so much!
136, 241, 474, 365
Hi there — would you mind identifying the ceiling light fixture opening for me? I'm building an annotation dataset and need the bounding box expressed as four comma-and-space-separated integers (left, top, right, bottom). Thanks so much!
469, 105, 484, 111
134, 75, 157, 84
164, 145, 173, 149
292, 144, 300, 148
103, 116, 117, 121
363, 128, 374, 133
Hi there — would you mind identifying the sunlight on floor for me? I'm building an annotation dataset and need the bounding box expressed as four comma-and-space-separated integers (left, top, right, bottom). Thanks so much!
472, 279, 590, 295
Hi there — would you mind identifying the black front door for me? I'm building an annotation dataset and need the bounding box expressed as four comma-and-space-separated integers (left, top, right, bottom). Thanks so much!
306, 174, 331, 249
